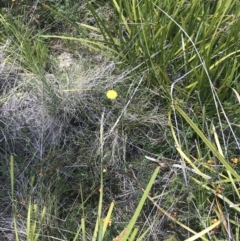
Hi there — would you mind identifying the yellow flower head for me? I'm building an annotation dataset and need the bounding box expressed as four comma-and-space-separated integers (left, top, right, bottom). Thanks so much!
106, 90, 118, 100
211, 219, 218, 224
207, 160, 213, 165
231, 157, 238, 164
102, 218, 112, 227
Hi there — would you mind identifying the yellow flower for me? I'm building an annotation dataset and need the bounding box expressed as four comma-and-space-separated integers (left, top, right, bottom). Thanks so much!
231, 157, 238, 164
102, 218, 112, 227
211, 219, 218, 224
215, 187, 222, 195
106, 90, 118, 100
207, 160, 213, 165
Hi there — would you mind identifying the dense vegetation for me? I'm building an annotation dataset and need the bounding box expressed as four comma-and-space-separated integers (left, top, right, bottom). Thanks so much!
1, 1, 240, 240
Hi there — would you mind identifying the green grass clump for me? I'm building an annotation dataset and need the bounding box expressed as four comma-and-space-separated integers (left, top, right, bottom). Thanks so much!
42, 0, 240, 104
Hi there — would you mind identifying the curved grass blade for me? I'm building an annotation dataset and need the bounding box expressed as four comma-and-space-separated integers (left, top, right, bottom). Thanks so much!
173, 104, 240, 180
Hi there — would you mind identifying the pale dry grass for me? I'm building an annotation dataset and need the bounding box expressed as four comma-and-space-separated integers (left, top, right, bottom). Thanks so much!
0, 43, 171, 240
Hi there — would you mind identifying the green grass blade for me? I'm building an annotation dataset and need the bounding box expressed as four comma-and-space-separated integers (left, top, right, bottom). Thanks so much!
40, 35, 124, 59
185, 220, 221, 241
136, 219, 156, 241
10, 155, 14, 200
26, 201, 32, 240
129, 227, 139, 241
73, 220, 83, 241
85, 0, 118, 44
192, 177, 240, 213
102, 202, 114, 238
174, 104, 240, 180
111, 0, 130, 34
121, 166, 160, 241
41, 3, 87, 36
13, 217, 20, 241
